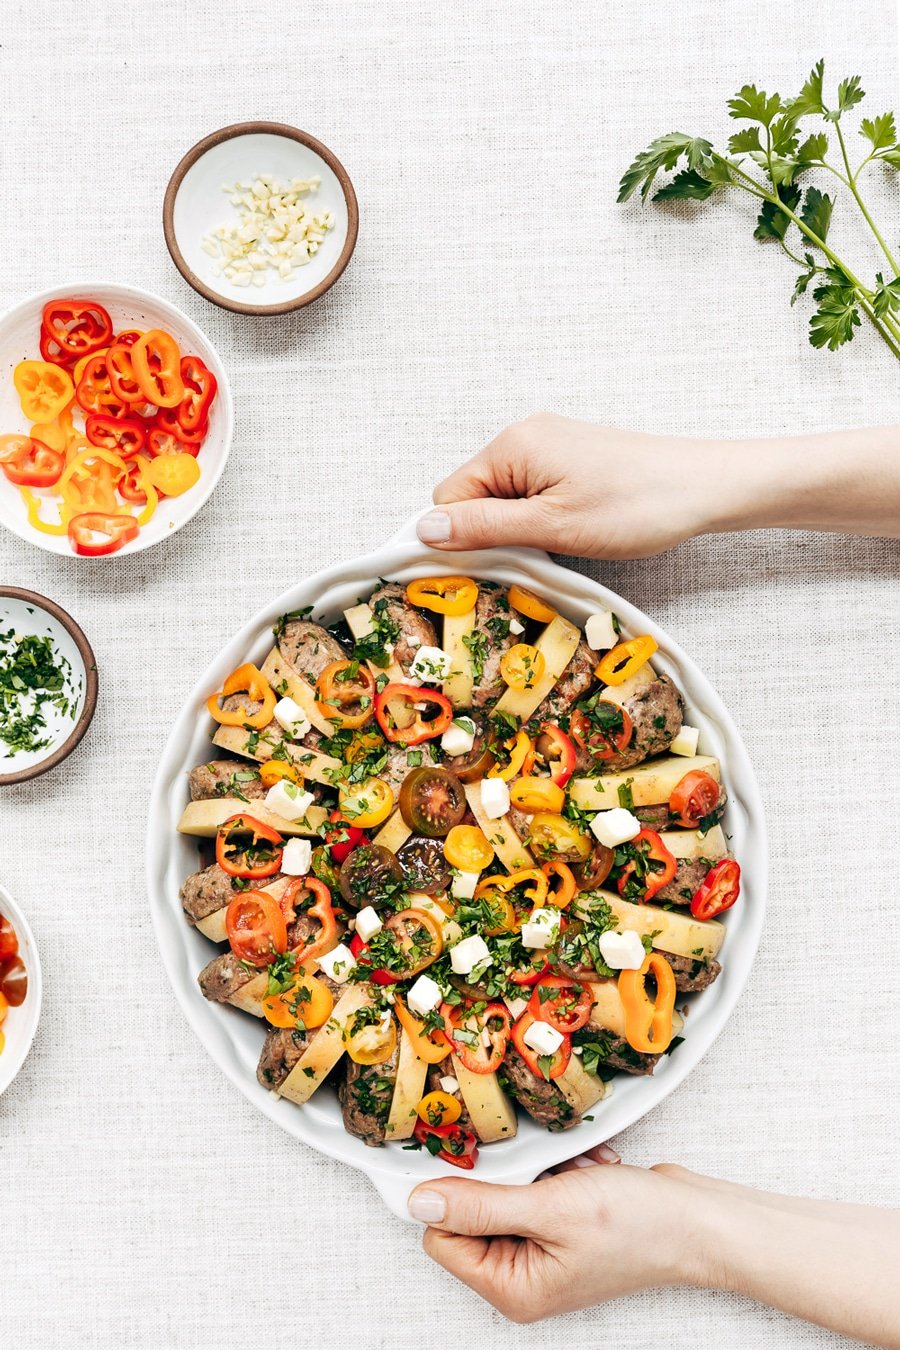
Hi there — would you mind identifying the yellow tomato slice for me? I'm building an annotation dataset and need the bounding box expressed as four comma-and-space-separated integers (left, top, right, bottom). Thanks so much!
508, 584, 556, 624
145, 452, 201, 497
444, 823, 494, 872
259, 760, 302, 788
263, 973, 333, 1029
509, 776, 565, 814
417, 1090, 461, 1127
338, 776, 394, 829
347, 1012, 398, 1065
500, 643, 546, 691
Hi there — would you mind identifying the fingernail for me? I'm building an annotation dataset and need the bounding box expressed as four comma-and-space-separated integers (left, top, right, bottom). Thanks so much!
572, 1155, 599, 1168
595, 1143, 621, 1164
416, 511, 451, 544
408, 1189, 447, 1223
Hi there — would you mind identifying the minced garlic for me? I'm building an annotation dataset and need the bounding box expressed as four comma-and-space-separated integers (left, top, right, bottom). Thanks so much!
201, 172, 335, 287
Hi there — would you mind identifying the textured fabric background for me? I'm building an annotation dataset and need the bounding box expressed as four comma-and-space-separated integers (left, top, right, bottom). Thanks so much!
1, 2, 899, 1346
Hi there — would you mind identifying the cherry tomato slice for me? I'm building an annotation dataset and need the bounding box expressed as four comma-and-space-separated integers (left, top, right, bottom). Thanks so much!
225, 890, 288, 967
669, 770, 720, 829
0, 955, 28, 1007
399, 766, 466, 837
0, 916, 19, 962
691, 859, 741, 920
338, 843, 404, 909
527, 975, 593, 1033
413, 1117, 479, 1169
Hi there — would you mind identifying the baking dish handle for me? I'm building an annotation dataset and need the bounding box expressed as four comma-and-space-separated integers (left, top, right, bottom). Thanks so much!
368, 1161, 544, 1223
388, 508, 551, 562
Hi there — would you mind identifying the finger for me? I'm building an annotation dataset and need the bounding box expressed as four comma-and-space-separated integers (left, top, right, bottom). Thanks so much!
422, 1230, 527, 1314
553, 1143, 622, 1175
408, 1175, 552, 1239
416, 494, 554, 551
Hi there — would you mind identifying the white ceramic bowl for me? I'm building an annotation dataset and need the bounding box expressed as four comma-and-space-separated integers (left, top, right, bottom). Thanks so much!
0, 283, 234, 558
163, 123, 359, 315
0, 881, 42, 1095
147, 521, 767, 1221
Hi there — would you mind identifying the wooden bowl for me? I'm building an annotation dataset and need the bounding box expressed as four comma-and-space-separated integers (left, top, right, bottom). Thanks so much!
0, 588, 98, 785
163, 122, 359, 315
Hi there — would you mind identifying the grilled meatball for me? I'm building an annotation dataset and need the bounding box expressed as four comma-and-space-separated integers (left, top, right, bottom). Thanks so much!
188, 759, 266, 802
659, 951, 722, 992
368, 582, 437, 673
198, 951, 256, 1003
278, 618, 346, 685
379, 739, 438, 795
654, 857, 715, 907
634, 784, 727, 833
180, 862, 251, 924
339, 1041, 400, 1147
535, 639, 595, 721
470, 584, 517, 708
597, 674, 684, 773
595, 1036, 660, 1076
498, 1049, 578, 1131
257, 1027, 313, 1090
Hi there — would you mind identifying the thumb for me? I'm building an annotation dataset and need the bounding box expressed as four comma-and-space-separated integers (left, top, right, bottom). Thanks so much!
407, 1175, 547, 1237
416, 496, 549, 551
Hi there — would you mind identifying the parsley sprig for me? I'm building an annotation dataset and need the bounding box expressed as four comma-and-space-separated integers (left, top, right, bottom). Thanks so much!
621, 61, 900, 359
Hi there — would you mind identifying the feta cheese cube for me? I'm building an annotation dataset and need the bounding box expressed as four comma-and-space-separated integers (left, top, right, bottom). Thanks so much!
449, 934, 492, 976
480, 777, 510, 819
670, 724, 700, 757
590, 807, 641, 848
354, 905, 383, 942
264, 780, 315, 822
407, 973, 442, 1017
409, 645, 452, 683
504, 996, 529, 1021
521, 906, 560, 950
585, 611, 618, 651
441, 717, 476, 758
273, 696, 311, 740
508, 617, 525, 636
317, 943, 356, 984
451, 870, 481, 900
523, 1019, 564, 1056
439, 1075, 460, 1094
597, 929, 647, 970
281, 838, 312, 875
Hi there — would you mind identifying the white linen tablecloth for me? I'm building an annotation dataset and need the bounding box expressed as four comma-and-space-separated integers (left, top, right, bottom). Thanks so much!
2, 2, 899, 1346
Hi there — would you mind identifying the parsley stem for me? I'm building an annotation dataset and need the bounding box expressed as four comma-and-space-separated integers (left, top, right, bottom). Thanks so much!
833, 119, 900, 275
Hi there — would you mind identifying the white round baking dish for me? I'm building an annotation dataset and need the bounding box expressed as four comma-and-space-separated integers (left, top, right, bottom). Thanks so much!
147, 520, 767, 1221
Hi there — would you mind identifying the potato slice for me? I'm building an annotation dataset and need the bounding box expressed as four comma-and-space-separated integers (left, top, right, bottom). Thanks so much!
597, 662, 656, 707
385, 1028, 431, 1141
463, 782, 533, 871
211, 724, 342, 785
373, 810, 413, 853
556, 1056, 613, 1114
574, 889, 725, 960
177, 797, 326, 838
277, 984, 376, 1105
493, 613, 582, 722
569, 755, 721, 810
259, 647, 335, 736
441, 608, 477, 708
660, 825, 727, 861
450, 1054, 518, 1143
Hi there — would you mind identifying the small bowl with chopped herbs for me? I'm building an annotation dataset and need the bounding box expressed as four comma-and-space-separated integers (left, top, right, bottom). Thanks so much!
0, 588, 98, 785
163, 121, 359, 315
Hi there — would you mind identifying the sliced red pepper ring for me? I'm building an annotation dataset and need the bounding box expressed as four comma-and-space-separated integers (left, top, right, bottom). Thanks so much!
153, 405, 208, 445
618, 951, 676, 1053
215, 814, 284, 879
279, 877, 340, 964
85, 413, 147, 459
511, 1012, 571, 1079
508, 950, 551, 986
0, 435, 64, 488
413, 1117, 479, 1170
41, 299, 113, 357
439, 1000, 511, 1074
527, 975, 593, 1033
348, 932, 401, 986
146, 428, 201, 459
75, 352, 130, 418
691, 859, 741, 920
106, 342, 144, 403
529, 722, 577, 787
324, 810, 368, 864
614, 828, 677, 903
67, 512, 138, 556
177, 354, 218, 433
374, 683, 454, 745
130, 328, 185, 408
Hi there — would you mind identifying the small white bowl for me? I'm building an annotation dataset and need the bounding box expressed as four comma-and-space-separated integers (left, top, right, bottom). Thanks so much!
163, 122, 359, 315
0, 588, 98, 785
0, 282, 234, 558
0, 882, 42, 1095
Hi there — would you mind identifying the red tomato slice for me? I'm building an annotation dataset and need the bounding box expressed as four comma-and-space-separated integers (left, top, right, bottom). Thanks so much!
0, 956, 28, 1007
225, 891, 288, 967
0, 916, 19, 962
669, 770, 720, 828
527, 975, 593, 1032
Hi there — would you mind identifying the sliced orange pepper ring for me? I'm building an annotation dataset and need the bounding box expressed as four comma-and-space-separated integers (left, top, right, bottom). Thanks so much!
13, 360, 74, 422
618, 951, 676, 1054
487, 728, 532, 780
207, 662, 276, 729
316, 659, 376, 730
406, 576, 479, 616
595, 635, 658, 687
474, 868, 549, 928
394, 997, 450, 1064
542, 861, 577, 908
259, 760, 303, 788
508, 584, 557, 624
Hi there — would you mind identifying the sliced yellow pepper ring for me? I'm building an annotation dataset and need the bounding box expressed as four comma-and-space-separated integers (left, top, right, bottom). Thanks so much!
263, 972, 334, 1030
18, 487, 68, 536
29, 420, 67, 453
144, 452, 201, 497
338, 776, 394, 829
595, 635, 658, 687
618, 952, 676, 1054
417, 1090, 461, 1127
259, 760, 303, 788
13, 360, 74, 423
500, 643, 546, 691
487, 728, 532, 781
127, 455, 160, 527
394, 997, 450, 1064
474, 868, 549, 929
508, 776, 565, 815
406, 576, 479, 616
207, 662, 277, 729
508, 584, 556, 624
346, 1010, 397, 1065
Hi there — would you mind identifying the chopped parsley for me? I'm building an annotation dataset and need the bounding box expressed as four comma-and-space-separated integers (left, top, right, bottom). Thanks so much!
0, 627, 80, 757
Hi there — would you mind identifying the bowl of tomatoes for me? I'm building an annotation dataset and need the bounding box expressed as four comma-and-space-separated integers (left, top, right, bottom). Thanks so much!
0, 882, 41, 1095
0, 283, 234, 557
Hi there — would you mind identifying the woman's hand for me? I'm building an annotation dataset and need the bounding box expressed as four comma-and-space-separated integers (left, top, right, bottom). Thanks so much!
409, 1148, 900, 1347
416, 413, 900, 557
